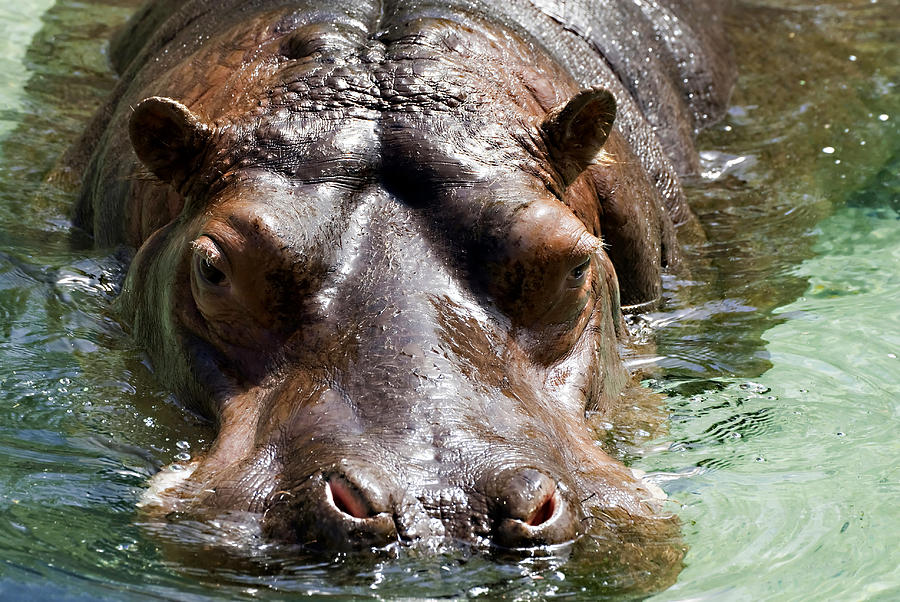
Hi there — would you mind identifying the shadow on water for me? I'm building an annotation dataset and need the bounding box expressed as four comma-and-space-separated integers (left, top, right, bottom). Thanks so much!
0, 0, 897, 599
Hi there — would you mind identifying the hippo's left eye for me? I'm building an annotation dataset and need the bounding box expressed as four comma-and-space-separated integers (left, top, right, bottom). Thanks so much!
567, 257, 591, 287
199, 256, 227, 286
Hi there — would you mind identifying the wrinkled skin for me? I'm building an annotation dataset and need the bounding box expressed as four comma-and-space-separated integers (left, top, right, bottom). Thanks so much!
61, 0, 733, 586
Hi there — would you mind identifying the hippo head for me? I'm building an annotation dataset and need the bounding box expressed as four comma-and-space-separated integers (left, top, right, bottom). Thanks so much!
118, 16, 679, 570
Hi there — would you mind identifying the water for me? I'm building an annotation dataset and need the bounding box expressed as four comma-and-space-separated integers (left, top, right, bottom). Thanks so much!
0, 0, 897, 599
643, 206, 900, 601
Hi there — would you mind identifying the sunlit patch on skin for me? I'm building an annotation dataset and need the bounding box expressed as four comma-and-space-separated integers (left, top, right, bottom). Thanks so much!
315, 193, 377, 312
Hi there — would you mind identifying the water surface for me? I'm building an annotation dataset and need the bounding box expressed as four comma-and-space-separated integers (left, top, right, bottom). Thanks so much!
0, 0, 897, 599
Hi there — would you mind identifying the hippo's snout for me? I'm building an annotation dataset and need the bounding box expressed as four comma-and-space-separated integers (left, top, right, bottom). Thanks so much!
267, 462, 582, 551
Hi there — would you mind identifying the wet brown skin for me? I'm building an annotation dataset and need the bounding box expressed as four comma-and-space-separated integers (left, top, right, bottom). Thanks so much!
59, 0, 734, 589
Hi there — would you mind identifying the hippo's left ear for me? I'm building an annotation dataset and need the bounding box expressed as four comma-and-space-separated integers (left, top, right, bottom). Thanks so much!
129, 96, 212, 187
540, 87, 616, 187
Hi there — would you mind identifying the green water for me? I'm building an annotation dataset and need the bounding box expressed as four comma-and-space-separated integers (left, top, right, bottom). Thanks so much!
0, 0, 897, 599
640, 204, 900, 601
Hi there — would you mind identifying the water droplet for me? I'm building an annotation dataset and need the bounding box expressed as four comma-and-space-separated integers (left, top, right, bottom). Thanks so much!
176, 440, 191, 450
878, 114, 889, 121
848, 55, 857, 61
740, 382, 770, 394
174, 452, 191, 462
822, 146, 835, 154
836, 431, 845, 437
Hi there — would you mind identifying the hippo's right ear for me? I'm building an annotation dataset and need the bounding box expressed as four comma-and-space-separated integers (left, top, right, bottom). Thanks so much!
540, 88, 616, 187
129, 97, 211, 186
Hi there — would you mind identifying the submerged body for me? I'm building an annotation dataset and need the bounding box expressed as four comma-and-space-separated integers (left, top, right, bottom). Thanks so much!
62, 0, 733, 586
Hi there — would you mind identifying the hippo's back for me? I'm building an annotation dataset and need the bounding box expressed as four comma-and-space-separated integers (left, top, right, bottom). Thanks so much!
498, 0, 734, 168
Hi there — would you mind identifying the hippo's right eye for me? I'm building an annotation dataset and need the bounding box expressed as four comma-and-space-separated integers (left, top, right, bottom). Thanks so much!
567, 257, 591, 287
191, 236, 230, 288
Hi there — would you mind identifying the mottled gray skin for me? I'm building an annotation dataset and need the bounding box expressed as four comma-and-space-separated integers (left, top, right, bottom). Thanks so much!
63, 0, 732, 584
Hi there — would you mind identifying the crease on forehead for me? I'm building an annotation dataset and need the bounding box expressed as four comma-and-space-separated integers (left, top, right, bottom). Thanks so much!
208, 109, 550, 221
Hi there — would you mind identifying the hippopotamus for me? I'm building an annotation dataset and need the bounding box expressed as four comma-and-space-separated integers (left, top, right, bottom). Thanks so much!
61, 0, 733, 579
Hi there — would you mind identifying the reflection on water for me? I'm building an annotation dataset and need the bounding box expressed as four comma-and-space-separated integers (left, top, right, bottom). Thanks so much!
0, 0, 897, 599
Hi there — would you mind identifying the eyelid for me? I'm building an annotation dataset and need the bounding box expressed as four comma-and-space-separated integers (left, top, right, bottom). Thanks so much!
571, 257, 591, 273
192, 232, 217, 247
570, 232, 601, 259
191, 234, 224, 259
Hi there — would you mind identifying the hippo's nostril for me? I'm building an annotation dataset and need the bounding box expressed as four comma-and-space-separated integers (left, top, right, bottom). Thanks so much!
526, 489, 558, 527
493, 468, 557, 522
266, 472, 399, 549
488, 469, 579, 548
326, 476, 375, 519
